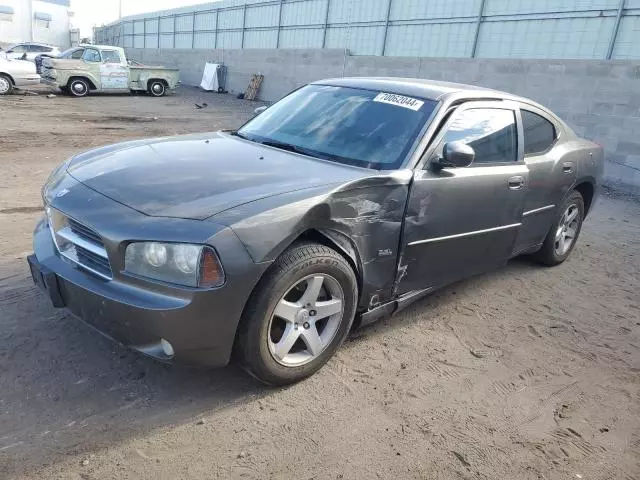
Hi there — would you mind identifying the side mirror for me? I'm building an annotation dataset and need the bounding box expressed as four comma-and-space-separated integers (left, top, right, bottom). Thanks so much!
254, 105, 267, 116
435, 141, 475, 169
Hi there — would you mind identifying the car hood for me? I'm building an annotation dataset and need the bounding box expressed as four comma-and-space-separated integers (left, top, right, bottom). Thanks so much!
67, 132, 370, 220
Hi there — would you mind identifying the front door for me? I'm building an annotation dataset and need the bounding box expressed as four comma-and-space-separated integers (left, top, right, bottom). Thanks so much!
99, 49, 129, 90
397, 102, 528, 295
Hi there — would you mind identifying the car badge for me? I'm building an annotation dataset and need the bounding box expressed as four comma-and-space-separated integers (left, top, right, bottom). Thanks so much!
55, 188, 70, 198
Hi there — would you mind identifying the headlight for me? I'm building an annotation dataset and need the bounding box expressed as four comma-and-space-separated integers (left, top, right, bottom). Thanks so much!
125, 242, 224, 288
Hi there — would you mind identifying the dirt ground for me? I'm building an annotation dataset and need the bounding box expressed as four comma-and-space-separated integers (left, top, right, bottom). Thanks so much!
0, 86, 639, 480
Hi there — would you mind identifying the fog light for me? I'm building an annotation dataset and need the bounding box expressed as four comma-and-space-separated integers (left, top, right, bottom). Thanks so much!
160, 339, 174, 357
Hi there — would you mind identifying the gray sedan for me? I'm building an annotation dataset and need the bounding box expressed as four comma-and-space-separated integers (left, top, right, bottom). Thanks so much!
28, 78, 603, 385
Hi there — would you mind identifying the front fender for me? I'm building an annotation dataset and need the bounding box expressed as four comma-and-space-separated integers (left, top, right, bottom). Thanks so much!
211, 172, 412, 308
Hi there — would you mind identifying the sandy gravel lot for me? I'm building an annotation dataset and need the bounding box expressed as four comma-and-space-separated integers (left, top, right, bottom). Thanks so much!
0, 86, 639, 480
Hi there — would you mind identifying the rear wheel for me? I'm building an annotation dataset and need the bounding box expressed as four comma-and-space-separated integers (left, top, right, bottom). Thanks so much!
0, 74, 13, 95
533, 190, 585, 266
237, 243, 358, 385
148, 80, 166, 97
68, 78, 90, 97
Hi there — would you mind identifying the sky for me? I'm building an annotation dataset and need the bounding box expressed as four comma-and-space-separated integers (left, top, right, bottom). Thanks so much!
71, 0, 216, 37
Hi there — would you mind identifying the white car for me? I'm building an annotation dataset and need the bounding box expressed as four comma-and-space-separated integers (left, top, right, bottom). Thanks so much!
0, 57, 40, 95
4, 43, 61, 62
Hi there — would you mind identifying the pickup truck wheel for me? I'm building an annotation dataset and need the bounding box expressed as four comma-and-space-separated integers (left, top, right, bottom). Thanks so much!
533, 190, 585, 266
68, 78, 89, 97
0, 74, 13, 95
237, 243, 358, 386
148, 81, 166, 97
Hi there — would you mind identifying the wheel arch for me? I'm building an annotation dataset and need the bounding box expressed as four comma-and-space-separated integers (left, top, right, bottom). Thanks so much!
68, 76, 96, 90
231, 229, 364, 359
0, 72, 15, 85
573, 180, 595, 216
147, 78, 168, 89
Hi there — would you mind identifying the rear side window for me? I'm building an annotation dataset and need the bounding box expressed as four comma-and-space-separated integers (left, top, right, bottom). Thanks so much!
522, 110, 556, 156
101, 50, 121, 63
442, 108, 518, 164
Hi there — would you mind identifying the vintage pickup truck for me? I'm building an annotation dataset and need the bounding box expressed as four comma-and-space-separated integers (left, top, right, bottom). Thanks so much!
40, 45, 179, 97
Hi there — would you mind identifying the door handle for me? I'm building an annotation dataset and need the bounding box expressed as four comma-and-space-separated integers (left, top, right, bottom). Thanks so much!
562, 162, 574, 174
508, 176, 525, 190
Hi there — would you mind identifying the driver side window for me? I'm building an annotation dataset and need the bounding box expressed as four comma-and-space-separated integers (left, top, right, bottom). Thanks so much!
442, 108, 517, 164
82, 48, 101, 63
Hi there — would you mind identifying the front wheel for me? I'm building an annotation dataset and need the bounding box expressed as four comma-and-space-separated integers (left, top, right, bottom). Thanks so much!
148, 80, 166, 97
0, 74, 13, 95
68, 78, 90, 97
533, 190, 585, 266
237, 243, 358, 385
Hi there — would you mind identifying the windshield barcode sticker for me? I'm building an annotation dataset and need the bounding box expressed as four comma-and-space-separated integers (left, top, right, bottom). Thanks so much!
373, 92, 424, 111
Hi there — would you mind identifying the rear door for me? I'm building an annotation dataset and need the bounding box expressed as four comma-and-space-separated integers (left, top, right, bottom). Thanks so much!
397, 101, 529, 294
513, 105, 575, 253
99, 49, 129, 90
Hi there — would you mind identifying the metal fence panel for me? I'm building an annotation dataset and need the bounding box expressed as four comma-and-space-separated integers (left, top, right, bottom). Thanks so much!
611, 14, 640, 59
246, 3, 279, 28
477, 16, 616, 59
325, 25, 385, 55
194, 11, 217, 31
244, 28, 278, 48
282, 0, 326, 26
193, 32, 217, 48
94, 0, 640, 60
218, 7, 244, 29
279, 27, 324, 48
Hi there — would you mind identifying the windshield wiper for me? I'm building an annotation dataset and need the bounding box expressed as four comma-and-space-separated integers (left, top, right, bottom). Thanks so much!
261, 140, 335, 161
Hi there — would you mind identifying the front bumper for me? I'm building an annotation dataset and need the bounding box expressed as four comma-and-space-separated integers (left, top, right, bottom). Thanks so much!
40, 77, 60, 88
29, 195, 269, 367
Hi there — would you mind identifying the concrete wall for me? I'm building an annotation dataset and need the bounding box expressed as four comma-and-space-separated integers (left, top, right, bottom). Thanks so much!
128, 48, 640, 193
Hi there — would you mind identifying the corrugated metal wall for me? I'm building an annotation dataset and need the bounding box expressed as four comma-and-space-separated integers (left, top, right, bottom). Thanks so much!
93, 0, 640, 59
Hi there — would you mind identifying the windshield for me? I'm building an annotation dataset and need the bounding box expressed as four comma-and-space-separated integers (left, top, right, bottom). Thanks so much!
238, 84, 438, 170
59, 47, 82, 59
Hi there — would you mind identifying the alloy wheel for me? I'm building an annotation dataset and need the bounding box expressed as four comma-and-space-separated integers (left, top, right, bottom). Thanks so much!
554, 203, 580, 256
0, 76, 11, 95
267, 274, 344, 367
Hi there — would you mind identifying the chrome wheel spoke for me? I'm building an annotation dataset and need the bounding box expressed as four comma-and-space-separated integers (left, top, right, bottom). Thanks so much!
300, 325, 323, 356
273, 323, 300, 360
566, 208, 578, 225
274, 299, 299, 322
315, 299, 342, 320
299, 276, 324, 306
267, 273, 345, 367
565, 226, 577, 239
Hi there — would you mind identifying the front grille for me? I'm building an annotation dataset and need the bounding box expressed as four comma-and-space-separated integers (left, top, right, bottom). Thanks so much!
68, 217, 103, 245
47, 208, 113, 280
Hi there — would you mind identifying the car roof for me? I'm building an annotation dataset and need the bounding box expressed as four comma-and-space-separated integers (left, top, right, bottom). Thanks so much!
10, 42, 57, 47
314, 77, 527, 102
84, 44, 123, 50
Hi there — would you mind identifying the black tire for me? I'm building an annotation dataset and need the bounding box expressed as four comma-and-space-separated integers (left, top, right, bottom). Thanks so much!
533, 190, 585, 266
148, 80, 166, 97
68, 78, 90, 97
59, 86, 69, 95
237, 243, 358, 386
0, 74, 13, 95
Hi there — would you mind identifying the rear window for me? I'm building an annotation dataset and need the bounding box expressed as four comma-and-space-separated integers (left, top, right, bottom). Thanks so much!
522, 110, 556, 156
238, 84, 438, 170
